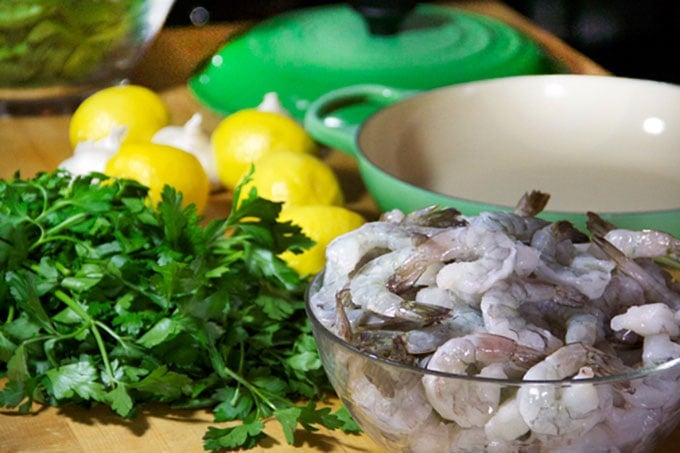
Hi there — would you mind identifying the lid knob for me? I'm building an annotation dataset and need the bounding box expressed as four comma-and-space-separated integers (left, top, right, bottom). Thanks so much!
349, 0, 418, 35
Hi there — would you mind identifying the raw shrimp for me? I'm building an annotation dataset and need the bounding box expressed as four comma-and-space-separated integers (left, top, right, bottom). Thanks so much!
348, 247, 412, 318
466, 190, 551, 244
448, 426, 491, 452
352, 330, 422, 365
537, 250, 615, 300
480, 279, 565, 352
405, 413, 459, 453
345, 358, 434, 441
604, 229, 680, 260
592, 235, 680, 309
423, 333, 543, 428
387, 227, 471, 293
565, 312, 602, 345
323, 221, 433, 288
531, 221, 589, 266
610, 303, 679, 338
468, 211, 550, 244
353, 289, 484, 357
513, 242, 543, 277
484, 395, 531, 442
612, 307, 680, 410
515, 286, 606, 346
638, 257, 680, 294
594, 272, 653, 346
598, 273, 646, 314
435, 225, 519, 302
517, 343, 615, 436
416, 287, 486, 333
603, 405, 667, 450
388, 224, 520, 303
610, 303, 680, 366
414, 286, 457, 310
623, 368, 680, 411
348, 247, 451, 322
387, 302, 485, 356
531, 223, 614, 300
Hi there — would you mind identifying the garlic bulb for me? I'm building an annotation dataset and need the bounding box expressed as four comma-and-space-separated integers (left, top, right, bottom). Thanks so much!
59, 124, 126, 176
152, 113, 221, 190
256, 92, 291, 117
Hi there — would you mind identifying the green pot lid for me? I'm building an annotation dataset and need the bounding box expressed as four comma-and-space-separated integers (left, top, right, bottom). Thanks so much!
189, 4, 553, 121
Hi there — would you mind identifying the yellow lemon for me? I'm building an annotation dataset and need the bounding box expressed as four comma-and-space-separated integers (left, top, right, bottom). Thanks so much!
211, 109, 318, 189
70, 84, 170, 146
278, 205, 366, 276
105, 142, 210, 213
238, 150, 343, 209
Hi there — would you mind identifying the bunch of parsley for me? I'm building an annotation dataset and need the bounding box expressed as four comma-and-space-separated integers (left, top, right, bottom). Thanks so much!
0, 170, 358, 450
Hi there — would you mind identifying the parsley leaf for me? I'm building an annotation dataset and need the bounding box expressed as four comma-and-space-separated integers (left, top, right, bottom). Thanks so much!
203, 417, 266, 450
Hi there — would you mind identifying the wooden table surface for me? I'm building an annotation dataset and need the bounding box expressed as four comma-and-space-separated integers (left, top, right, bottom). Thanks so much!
1, 2, 677, 452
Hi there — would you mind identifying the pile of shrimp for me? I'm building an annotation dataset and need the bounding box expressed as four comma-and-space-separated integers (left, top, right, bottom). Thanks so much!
309, 191, 680, 452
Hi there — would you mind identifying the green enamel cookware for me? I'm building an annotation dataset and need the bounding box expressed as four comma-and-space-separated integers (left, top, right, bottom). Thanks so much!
188, 3, 553, 121
304, 75, 680, 235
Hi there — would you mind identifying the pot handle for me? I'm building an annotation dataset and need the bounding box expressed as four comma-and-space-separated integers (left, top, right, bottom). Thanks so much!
304, 84, 416, 157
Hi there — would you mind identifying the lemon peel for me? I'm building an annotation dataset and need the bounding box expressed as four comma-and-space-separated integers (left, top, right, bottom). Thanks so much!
237, 150, 343, 210
211, 109, 318, 190
278, 205, 366, 276
105, 142, 210, 213
69, 84, 170, 146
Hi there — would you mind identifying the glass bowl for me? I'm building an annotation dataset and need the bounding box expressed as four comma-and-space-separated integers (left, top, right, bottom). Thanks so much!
307, 272, 680, 452
0, 0, 175, 115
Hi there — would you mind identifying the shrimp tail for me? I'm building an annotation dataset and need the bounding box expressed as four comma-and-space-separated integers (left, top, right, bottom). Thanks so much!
356, 331, 419, 367
592, 235, 680, 310
356, 303, 452, 332
403, 205, 468, 228
586, 211, 617, 236
514, 190, 551, 217
581, 342, 631, 377
507, 343, 546, 376
335, 294, 353, 342
397, 300, 453, 326
387, 256, 428, 293
553, 220, 590, 244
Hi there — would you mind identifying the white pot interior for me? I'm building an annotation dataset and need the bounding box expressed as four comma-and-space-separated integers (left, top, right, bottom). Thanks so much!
358, 75, 680, 213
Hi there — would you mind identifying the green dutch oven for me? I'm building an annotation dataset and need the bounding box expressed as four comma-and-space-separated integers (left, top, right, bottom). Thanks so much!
303, 75, 680, 236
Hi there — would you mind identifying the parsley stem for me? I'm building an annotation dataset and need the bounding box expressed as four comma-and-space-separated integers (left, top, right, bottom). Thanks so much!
29, 212, 90, 250
49, 211, 89, 234
4, 305, 14, 324
29, 234, 83, 251
205, 333, 277, 413
94, 320, 128, 350
54, 290, 116, 386
54, 289, 89, 319
89, 323, 115, 384
17, 323, 89, 368
231, 342, 246, 406
42, 323, 90, 366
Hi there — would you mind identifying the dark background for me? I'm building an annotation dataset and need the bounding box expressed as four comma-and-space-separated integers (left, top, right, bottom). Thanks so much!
166, 0, 679, 84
